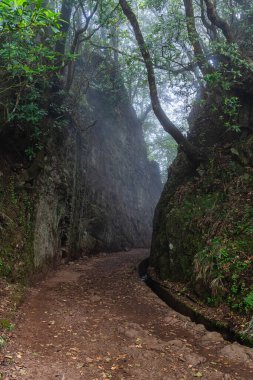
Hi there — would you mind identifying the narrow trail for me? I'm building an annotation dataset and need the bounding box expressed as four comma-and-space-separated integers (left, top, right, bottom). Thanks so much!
1, 250, 253, 380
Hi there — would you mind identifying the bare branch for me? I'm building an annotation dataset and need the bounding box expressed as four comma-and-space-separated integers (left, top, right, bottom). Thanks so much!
139, 104, 152, 126
90, 41, 199, 76
66, 1, 119, 91
79, 0, 88, 20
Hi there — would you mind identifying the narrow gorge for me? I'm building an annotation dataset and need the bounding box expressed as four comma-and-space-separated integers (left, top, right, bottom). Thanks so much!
1, 0, 253, 379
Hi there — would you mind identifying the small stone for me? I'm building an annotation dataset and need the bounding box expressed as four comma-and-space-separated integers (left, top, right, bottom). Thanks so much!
125, 329, 140, 339
194, 324, 206, 334
166, 339, 184, 348
200, 331, 223, 345
205, 371, 224, 380
90, 295, 101, 302
220, 343, 253, 366
176, 314, 191, 322
164, 316, 178, 325
184, 352, 206, 366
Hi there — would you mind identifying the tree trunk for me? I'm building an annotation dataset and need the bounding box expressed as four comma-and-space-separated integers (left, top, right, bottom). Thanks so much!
183, 0, 212, 76
204, 0, 234, 43
55, 0, 73, 57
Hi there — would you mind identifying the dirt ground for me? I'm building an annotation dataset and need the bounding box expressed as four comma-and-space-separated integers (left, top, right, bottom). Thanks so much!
1, 249, 253, 380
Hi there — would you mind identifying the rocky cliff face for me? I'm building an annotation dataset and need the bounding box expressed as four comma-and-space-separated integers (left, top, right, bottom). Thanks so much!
82, 87, 161, 252
0, 67, 162, 279
150, 90, 253, 313
33, 83, 162, 269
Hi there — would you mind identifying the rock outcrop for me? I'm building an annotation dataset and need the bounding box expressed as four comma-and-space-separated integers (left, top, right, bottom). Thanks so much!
34, 81, 162, 267
150, 89, 253, 315
0, 63, 162, 278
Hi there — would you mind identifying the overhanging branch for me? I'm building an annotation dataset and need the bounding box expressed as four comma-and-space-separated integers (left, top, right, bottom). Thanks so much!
119, 0, 203, 162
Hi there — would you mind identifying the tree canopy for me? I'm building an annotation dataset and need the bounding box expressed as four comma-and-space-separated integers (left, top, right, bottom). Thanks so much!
1, 0, 253, 166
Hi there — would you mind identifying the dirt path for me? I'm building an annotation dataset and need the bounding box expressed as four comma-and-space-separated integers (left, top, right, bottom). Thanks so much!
1, 250, 253, 380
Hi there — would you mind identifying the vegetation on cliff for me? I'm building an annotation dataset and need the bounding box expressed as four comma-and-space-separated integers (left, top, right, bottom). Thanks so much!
0, 0, 62, 159
0, 0, 162, 284
151, 137, 253, 314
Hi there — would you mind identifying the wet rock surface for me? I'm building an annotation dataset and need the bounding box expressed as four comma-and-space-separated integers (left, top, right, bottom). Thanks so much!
1, 250, 253, 379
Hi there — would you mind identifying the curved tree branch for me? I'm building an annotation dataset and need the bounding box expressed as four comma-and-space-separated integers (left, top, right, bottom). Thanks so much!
138, 104, 152, 126
200, 0, 218, 41
119, 0, 203, 162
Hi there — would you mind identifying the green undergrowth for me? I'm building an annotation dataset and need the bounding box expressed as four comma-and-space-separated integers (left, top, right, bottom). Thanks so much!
0, 280, 27, 352
162, 136, 253, 314
0, 167, 35, 283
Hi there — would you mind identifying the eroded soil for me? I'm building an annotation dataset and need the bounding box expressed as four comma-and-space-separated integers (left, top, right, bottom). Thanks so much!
1, 250, 253, 379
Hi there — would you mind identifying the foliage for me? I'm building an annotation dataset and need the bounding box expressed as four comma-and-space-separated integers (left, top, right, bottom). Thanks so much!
0, 0, 61, 83
0, 336, 5, 348
244, 291, 253, 312
222, 96, 241, 132
0, 0, 61, 158
143, 120, 177, 181
0, 173, 35, 282
194, 230, 253, 310
60, 0, 253, 168
203, 41, 251, 132
0, 319, 14, 331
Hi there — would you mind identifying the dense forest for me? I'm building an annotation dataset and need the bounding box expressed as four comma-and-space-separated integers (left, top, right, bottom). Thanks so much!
0, 0, 253, 358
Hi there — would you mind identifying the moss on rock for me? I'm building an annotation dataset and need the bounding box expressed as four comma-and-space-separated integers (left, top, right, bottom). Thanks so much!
0, 169, 35, 283
151, 136, 253, 314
